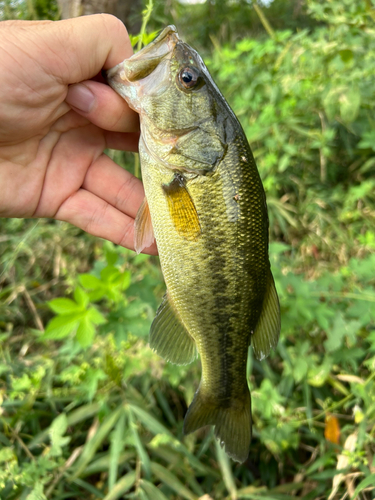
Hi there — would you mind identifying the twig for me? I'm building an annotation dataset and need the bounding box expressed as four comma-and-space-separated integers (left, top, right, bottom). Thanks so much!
318, 111, 327, 183
45, 446, 83, 498
8, 426, 35, 461
22, 288, 44, 331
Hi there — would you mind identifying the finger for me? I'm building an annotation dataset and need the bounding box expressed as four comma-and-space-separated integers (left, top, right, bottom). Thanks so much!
65, 80, 139, 133
55, 188, 158, 255
82, 154, 144, 219
52, 14, 133, 83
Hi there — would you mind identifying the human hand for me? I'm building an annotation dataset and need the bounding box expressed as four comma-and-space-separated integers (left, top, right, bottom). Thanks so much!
0, 14, 157, 254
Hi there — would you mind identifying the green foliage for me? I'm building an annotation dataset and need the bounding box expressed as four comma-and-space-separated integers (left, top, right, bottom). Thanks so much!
206, 0, 375, 261
1, 0, 375, 499
0, 0, 58, 20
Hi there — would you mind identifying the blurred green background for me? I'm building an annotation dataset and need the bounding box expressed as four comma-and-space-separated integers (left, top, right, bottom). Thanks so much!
1, 0, 375, 498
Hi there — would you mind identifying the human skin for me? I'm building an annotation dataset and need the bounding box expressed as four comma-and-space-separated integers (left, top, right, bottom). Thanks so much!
0, 14, 157, 254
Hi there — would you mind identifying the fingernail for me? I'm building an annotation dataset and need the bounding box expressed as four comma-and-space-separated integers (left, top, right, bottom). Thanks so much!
66, 84, 95, 113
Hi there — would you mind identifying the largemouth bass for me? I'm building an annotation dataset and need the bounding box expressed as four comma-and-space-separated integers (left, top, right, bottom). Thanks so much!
107, 26, 280, 463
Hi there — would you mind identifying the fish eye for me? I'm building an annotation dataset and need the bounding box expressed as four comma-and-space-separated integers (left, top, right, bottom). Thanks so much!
178, 67, 199, 89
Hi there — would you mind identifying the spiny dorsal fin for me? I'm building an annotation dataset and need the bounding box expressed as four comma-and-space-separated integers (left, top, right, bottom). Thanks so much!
134, 196, 155, 254
150, 292, 197, 365
251, 270, 281, 360
162, 173, 201, 241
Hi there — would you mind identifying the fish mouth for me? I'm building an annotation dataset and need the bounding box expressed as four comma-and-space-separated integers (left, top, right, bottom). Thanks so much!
106, 25, 180, 87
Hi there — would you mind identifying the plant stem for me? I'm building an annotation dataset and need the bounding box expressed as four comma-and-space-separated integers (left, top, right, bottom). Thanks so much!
137, 0, 154, 52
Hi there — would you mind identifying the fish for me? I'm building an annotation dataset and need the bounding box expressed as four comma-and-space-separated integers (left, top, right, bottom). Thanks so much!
107, 25, 280, 463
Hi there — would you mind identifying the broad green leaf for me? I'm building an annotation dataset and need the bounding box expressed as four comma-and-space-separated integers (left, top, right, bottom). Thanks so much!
74, 286, 89, 308
47, 298, 81, 314
121, 270, 131, 290
87, 307, 106, 325
101, 265, 121, 283
76, 317, 95, 347
41, 313, 83, 340
79, 273, 103, 290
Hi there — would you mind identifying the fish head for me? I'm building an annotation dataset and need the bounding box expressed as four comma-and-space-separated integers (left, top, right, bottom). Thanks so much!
107, 26, 234, 173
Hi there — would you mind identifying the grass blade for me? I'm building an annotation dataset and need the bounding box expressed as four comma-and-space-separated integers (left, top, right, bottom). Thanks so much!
71, 406, 124, 479
102, 470, 136, 500
128, 410, 151, 479
150, 462, 197, 500
140, 479, 169, 500
215, 440, 237, 500
109, 411, 126, 490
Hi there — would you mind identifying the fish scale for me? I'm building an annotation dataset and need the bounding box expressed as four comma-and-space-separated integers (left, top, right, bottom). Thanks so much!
107, 25, 280, 463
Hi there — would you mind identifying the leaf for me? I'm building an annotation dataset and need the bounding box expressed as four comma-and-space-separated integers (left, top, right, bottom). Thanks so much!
71, 406, 124, 479
102, 471, 136, 500
74, 286, 89, 308
79, 273, 103, 290
339, 87, 361, 123
324, 414, 340, 445
324, 313, 361, 352
141, 480, 169, 500
25, 483, 47, 500
350, 473, 375, 498
215, 440, 237, 499
48, 298, 82, 314
41, 313, 83, 340
128, 412, 151, 479
109, 411, 126, 490
49, 413, 70, 456
76, 317, 95, 347
87, 307, 106, 325
129, 404, 172, 437
150, 462, 197, 500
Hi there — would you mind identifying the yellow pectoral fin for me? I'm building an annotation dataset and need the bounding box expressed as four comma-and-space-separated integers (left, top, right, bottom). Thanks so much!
162, 173, 201, 241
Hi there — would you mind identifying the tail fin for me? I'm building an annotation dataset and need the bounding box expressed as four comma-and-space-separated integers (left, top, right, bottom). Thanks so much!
183, 387, 251, 463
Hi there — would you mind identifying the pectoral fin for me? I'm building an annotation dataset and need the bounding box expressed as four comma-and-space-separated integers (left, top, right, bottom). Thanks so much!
162, 173, 201, 241
251, 270, 281, 360
150, 292, 197, 365
134, 197, 155, 254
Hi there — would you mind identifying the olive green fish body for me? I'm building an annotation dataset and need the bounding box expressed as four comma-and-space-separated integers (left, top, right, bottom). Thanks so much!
107, 26, 280, 463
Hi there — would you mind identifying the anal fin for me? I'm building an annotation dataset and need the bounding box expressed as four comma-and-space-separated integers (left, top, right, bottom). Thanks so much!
134, 196, 155, 254
150, 292, 197, 365
251, 269, 281, 360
